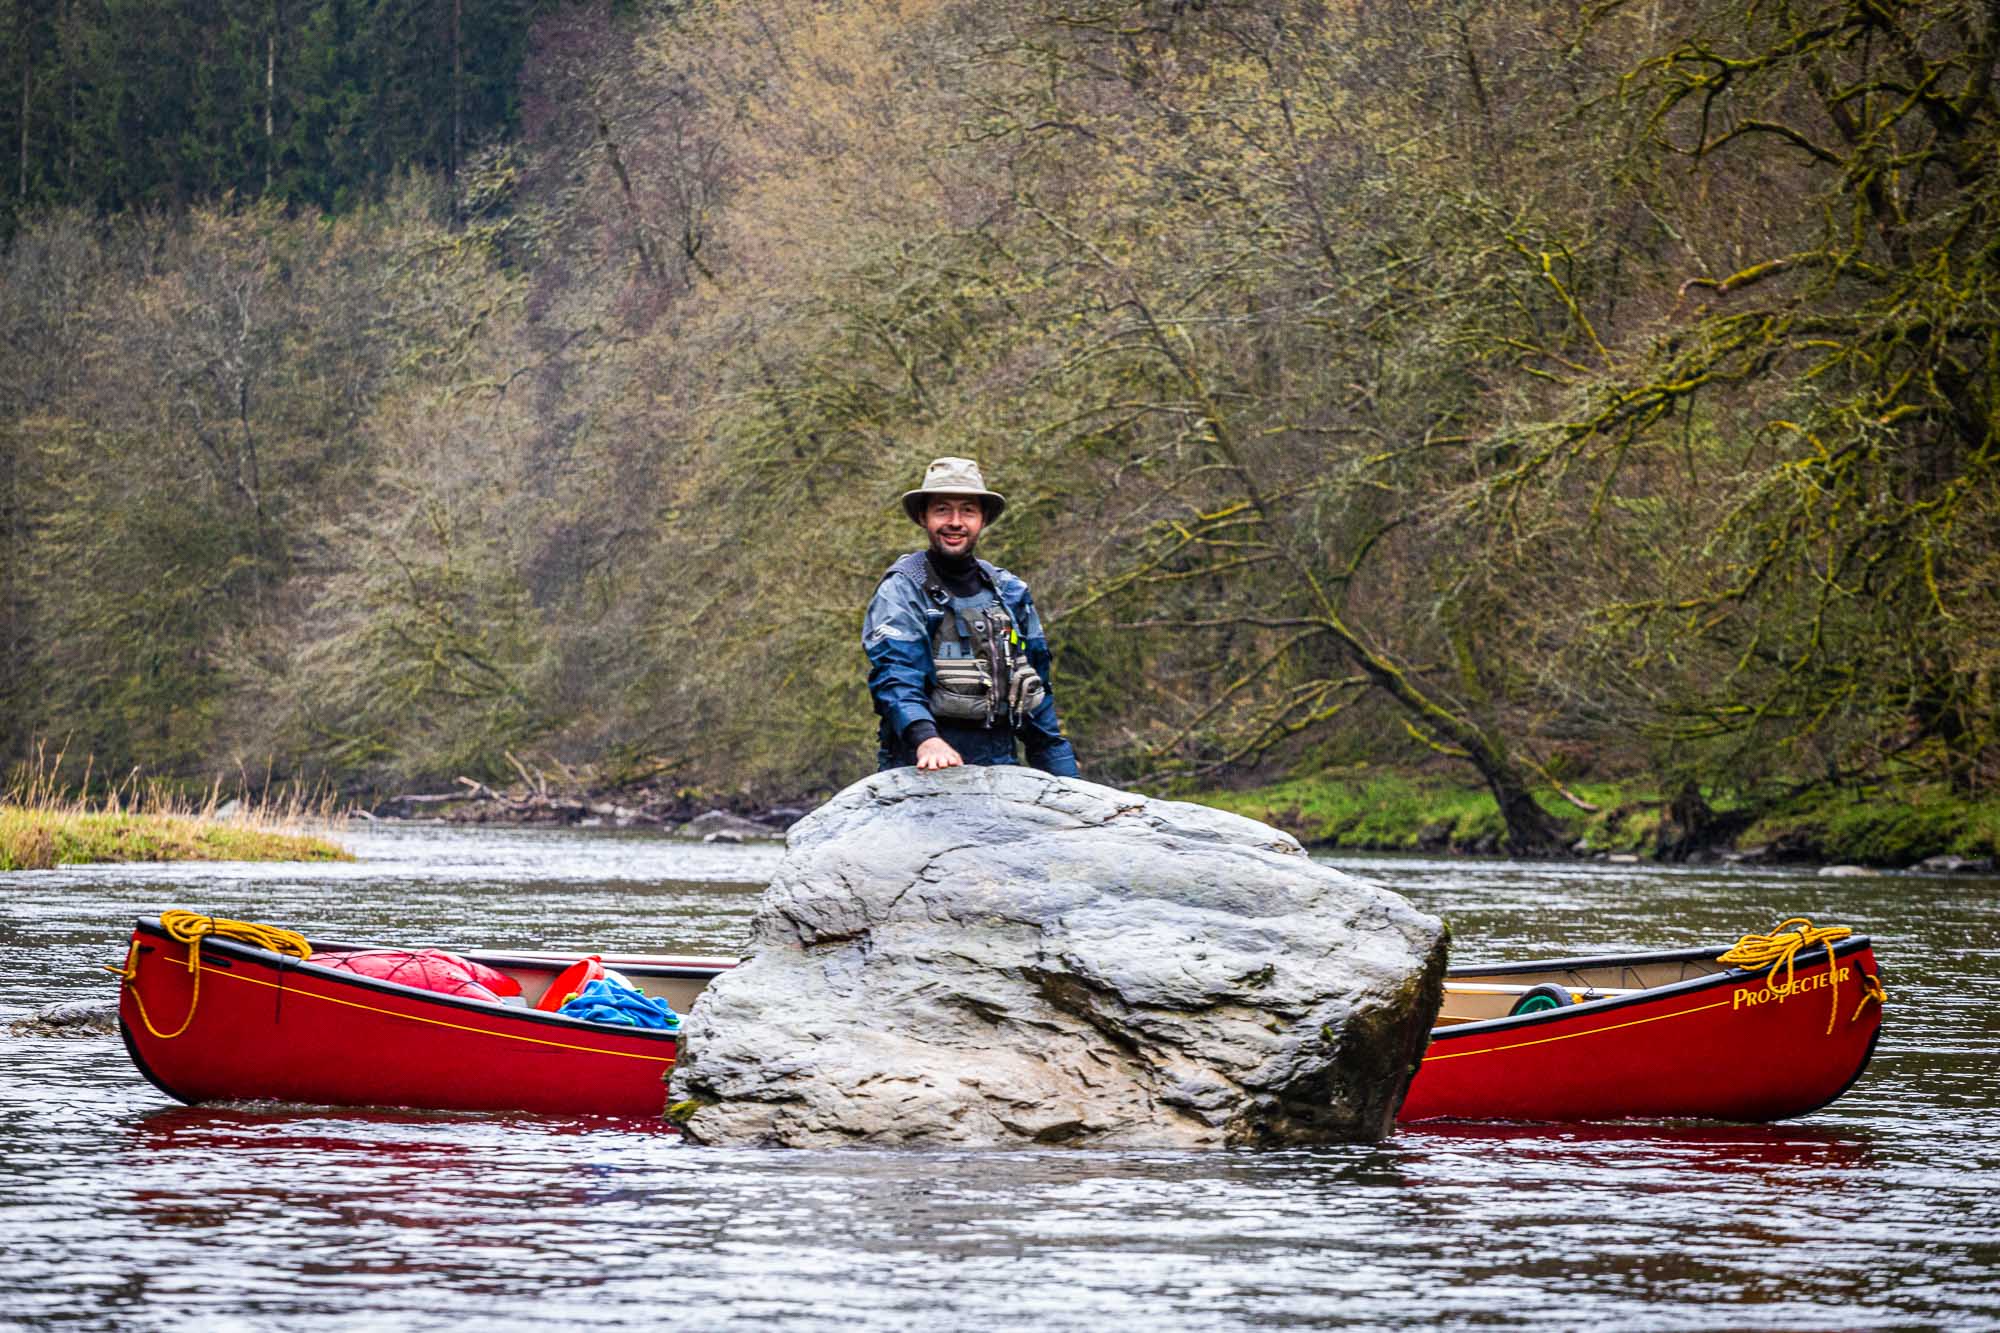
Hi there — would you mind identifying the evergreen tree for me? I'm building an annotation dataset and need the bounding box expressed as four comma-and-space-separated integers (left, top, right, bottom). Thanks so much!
0, 0, 551, 234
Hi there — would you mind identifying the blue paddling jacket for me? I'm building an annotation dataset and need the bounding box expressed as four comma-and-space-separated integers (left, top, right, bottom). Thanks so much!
863, 551, 1079, 775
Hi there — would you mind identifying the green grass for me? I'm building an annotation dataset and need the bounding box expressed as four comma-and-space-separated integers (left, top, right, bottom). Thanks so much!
0, 806, 352, 870
1737, 784, 2000, 866
1189, 768, 2000, 865
1, 743, 352, 870
1188, 770, 1581, 851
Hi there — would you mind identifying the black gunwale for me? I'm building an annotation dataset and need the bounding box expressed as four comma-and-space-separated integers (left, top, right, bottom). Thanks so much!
464, 950, 732, 982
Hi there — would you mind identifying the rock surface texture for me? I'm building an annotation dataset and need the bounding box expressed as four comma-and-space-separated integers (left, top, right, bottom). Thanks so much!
669, 767, 1447, 1148
8, 1000, 119, 1037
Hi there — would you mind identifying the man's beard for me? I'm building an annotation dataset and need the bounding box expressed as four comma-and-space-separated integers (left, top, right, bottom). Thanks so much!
928, 533, 978, 565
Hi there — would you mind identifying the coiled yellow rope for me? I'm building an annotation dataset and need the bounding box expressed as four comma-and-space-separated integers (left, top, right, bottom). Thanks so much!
107, 910, 312, 1041
1716, 916, 1883, 1036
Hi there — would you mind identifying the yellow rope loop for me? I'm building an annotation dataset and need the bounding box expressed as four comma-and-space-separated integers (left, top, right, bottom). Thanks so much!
114, 910, 312, 1041
1716, 916, 1855, 1036
1851, 971, 1887, 1024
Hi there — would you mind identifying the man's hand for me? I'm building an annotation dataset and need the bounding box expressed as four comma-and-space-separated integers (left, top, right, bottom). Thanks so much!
915, 737, 964, 770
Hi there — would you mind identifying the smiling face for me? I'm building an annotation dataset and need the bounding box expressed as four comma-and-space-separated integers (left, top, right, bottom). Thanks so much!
922, 496, 987, 560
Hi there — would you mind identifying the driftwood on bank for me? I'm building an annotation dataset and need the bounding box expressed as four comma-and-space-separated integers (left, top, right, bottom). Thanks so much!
365, 773, 792, 840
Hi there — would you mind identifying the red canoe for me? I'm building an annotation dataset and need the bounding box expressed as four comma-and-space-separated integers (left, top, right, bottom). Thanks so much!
115, 916, 727, 1119
115, 916, 1883, 1124
1399, 934, 1884, 1123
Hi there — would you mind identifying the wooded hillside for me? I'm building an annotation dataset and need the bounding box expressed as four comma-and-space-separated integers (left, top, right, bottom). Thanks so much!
0, 0, 546, 226
3, 0, 1994, 849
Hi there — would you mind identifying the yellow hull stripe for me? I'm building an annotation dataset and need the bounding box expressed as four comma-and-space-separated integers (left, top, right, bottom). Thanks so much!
148, 952, 676, 1066
1423, 995, 1737, 1062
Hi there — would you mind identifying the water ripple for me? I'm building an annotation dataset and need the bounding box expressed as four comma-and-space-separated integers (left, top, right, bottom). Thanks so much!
2, 829, 1995, 1329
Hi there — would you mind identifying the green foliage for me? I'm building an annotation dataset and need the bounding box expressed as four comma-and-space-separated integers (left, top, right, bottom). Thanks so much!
1, 0, 1996, 837
1192, 771, 2000, 864
1577, 804, 1666, 856
1191, 773, 1523, 851
1738, 786, 2000, 866
288, 494, 553, 785
1471, 0, 2000, 796
2, 203, 400, 776
0, 0, 553, 236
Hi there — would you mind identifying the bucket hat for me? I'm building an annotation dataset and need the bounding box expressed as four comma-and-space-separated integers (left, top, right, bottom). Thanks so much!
901, 456, 1006, 525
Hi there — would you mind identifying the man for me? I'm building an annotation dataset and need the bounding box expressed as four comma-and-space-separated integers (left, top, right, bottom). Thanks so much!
864, 457, 1079, 775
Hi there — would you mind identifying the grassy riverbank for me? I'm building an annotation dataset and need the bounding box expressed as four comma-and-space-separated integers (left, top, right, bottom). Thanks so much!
0, 807, 352, 871
1192, 772, 1617, 854
0, 756, 352, 870
1192, 770, 2000, 867
1731, 786, 2000, 867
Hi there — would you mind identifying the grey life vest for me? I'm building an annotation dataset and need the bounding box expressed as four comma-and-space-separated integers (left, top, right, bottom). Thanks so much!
922, 567, 1047, 729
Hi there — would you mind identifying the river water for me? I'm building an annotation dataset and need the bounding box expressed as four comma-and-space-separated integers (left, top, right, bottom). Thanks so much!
2, 823, 1996, 1330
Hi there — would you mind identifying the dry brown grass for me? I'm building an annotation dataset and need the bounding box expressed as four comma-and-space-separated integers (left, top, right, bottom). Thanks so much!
0, 744, 352, 870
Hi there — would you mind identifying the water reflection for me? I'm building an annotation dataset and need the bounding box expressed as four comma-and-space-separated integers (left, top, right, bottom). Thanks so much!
1, 825, 1996, 1328
130, 1104, 676, 1156
1405, 1120, 1874, 1176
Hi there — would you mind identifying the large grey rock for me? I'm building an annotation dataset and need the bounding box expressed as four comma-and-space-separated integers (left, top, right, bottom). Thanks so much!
668, 766, 1448, 1148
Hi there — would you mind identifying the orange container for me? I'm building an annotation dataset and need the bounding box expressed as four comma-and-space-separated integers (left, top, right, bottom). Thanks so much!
535, 956, 606, 1012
